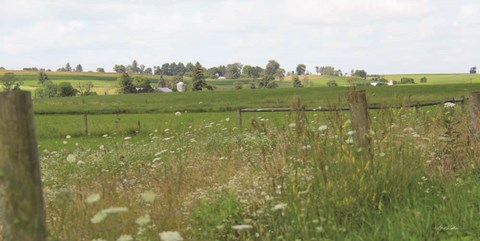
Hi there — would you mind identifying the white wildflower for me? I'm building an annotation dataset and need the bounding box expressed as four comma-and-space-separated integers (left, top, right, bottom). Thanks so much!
152, 157, 161, 162
86, 193, 101, 204
272, 203, 287, 211
159, 231, 184, 241
99, 145, 105, 150
92, 239, 106, 241
63, 141, 68, 144
444, 102, 455, 108
232, 224, 253, 230
102, 207, 128, 214
76, 160, 85, 165
66, 154, 76, 163
345, 137, 354, 144
175, 112, 182, 116
379, 153, 385, 157
124, 137, 131, 140
347, 130, 356, 136
288, 123, 296, 128
135, 214, 151, 226
318, 125, 328, 131
102, 134, 109, 138
140, 191, 157, 203
90, 212, 108, 224
116, 234, 133, 241
66, 135, 71, 139
225, 117, 230, 122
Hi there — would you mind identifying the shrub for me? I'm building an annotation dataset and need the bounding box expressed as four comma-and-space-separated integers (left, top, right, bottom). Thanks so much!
234, 82, 243, 90
400, 77, 415, 84
326, 80, 338, 87
420, 77, 427, 83
58, 82, 78, 97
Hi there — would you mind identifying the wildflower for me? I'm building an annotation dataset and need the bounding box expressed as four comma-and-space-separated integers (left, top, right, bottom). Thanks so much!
92, 239, 106, 241
63, 141, 68, 144
444, 102, 455, 108
318, 125, 328, 131
116, 234, 133, 241
86, 193, 101, 204
288, 123, 296, 128
159, 231, 184, 241
232, 224, 253, 230
66, 154, 76, 163
76, 160, 85, 165
91, 212, 108, 224
175, 112, 182, 116
135, 214, 151, 226
99, 145, 105, 150
102, 134, 109, 138
347, 130, 356, 136
272, 203, 287, 211
124, 137, 131, 140
225, 117, 230, 122
152, 157, 161, 162
140, 191, 157, 203
379, 153, 385, 157
66, 135, 71, 139
345, 137, 354, 144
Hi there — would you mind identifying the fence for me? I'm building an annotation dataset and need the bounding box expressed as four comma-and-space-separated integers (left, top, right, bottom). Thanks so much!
236, 95, 466, 128
0, 90, 479, 240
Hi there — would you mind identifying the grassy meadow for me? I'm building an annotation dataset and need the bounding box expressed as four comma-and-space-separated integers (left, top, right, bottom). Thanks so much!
2, 70, 480, 240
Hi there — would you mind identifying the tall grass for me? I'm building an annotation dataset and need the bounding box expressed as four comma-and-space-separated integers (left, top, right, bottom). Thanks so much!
32, 100, 480, 240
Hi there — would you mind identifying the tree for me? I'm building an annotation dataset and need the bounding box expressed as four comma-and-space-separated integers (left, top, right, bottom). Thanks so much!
326, 80, 338, 87
75, 64, 83, 72
132, 60, 139, 73
38, 71, 49, 85
0, 67, 5, 70
353, 69, 367, 79
113, 64, 126, 73
296, 64, 306, 75
117, 73, 136, 93
275, 68, 286, 80
225, 63, 243, 79
292, 75, 303, 88
78, 81, 96, 96
58, 82, 78, 97
185, 62, 194, 77
191, 62, 208, 91
36, 81, 59, 98
96, 67, 105, 73
400, 77, 415, 84
420, 76, 427, 83
265, 60, 280, 77
65, 62, 72, 72
134, 76, 153, 93
1, 72, 22, 91
470, 67, 477, 74
144, 67, 153, 75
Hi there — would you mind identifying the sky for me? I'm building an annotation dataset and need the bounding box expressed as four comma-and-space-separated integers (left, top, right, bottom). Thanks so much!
0, 0, 479, 74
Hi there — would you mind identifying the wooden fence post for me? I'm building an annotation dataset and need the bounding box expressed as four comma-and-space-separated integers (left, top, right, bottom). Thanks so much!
0, 91, 47, 241
347, 90, 372, 152
469, 92, 480, 143
84, 112, 89, 135
236, 108, 242, 129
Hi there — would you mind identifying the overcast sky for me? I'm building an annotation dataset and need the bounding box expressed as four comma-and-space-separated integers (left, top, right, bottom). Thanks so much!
1, 0, 479, 74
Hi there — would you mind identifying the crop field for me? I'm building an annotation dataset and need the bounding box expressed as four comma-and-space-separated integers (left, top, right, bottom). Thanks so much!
2, 70, 480, 240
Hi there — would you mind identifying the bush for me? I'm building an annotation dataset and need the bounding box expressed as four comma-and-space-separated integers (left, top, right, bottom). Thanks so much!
234, 82, 243, 90
36, 82, 59, 98
420, 77, 427, 83
249, 82, 256, 89
400, 77, 415, 84
326, 80, 338, 87
266, 81, 278, 89
58, 82, 78, 97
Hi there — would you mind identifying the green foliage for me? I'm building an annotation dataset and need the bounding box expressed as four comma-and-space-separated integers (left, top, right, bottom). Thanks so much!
75, 64, 83, 72
191, 62, 208, 91
470, 66, 476, 74
117, 73, 136, 94
266, 80, 279, 88
400, 77, 415, 84
420, 76, 428, 83
296, 64, 306, 75
234, 82, 243, 90
36, 81, 59, 98
242, 65, 262, 79
96, 68, 105, 73
292, 75, 303, 88
316, 66, 342, 76
113, 64, 126, 73
38, 71, 49, 85
225, 63, 242, 79
326, 79, 338, 87
1, 72, 22, 91
77, 81, 97, 96
133, 76, 153, 93
190, 190, 243, 240
354, 69, 367, 79
249, 82, 256, 89
58, 82, 78, 97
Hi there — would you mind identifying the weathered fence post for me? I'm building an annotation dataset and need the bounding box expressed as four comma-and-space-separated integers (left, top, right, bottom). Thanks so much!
237, 108, 242, 129
0, 91, 47, 241
347, 90, 372, 152
84, 112, 89, 135
469, 92, 480, 143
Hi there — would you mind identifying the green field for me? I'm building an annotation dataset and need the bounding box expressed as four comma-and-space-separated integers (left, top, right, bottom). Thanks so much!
2, 70, 480, 240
